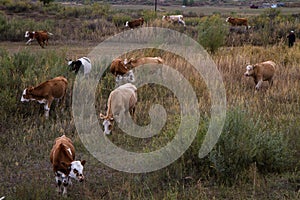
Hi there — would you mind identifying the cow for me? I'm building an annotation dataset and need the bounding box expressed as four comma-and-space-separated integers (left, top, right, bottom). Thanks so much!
110, 58, 129, 76
244, 60, 276, 90
20, 76, 68, 118
125, 17, 144, 29
100, 83, 137, 135
25, 30, 53, 48
162, 15, 186, 26
50, 135, 86, 195
226, 17, 249, 29
110, 58, 135, 85
124, 57, 164, 69
67, 57, 92, 76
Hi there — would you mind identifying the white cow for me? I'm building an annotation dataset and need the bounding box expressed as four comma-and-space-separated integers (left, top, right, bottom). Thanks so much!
100, 83, 137, 135
67, 57, 92, 76
162, 15, 186, 26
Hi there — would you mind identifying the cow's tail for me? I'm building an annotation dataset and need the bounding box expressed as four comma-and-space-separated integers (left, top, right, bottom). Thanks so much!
48, 32, 54, 36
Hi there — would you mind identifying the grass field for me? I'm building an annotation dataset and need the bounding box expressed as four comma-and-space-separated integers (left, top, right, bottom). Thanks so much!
0, 1, 300, 199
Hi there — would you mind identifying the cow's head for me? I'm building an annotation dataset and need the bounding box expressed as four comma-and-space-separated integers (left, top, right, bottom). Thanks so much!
25, 31, 34, 38
100, 114, 114, 135
244, 65, 255, 77
21, 87, 34, 102
66, 59, 82, 73
69, 160, 86, 182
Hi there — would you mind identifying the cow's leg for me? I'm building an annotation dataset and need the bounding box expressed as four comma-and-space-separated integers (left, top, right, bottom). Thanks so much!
255, 80, 263, 90
44, 99, 53, 118
269, 79, 273, 87
26, 38, 34, 45
62, 186, 67, 195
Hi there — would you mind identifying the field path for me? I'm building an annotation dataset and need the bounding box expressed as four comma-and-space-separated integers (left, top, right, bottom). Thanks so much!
0, 41, 98, 57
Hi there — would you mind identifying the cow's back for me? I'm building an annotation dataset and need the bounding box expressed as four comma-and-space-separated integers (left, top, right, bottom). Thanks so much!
50, 135, 75, 170
46, 76, 68, 99
110, 84, 137, 115
256, 61, 276, 80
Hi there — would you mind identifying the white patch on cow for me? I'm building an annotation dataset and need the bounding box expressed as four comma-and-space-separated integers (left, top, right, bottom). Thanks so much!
246, 65, 253, 71
67, 148, 72, 156
125, 21, 129, 27
20, 89, 29, 102
38, 99, 47, 104
103, 119, 112, 135
69, 161, 84, 181
78, 57, 92, 76
123, 58, 128, 65
25, 31, 29, 38
68, 60, 73, 66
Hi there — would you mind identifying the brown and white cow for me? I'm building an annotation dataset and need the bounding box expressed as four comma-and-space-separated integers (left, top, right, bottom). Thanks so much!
125, 17, 144, 29
226, 17, 249, 29
25, 30, 54, 48
20, 76, 68, 118
124, 57, 164, 69
110, 58, 135, 84
110, 58, 129, 76
162, 15, 186, 26
100, 83, 137, 135
244, 60, 276, 90
50, 135, 86, 195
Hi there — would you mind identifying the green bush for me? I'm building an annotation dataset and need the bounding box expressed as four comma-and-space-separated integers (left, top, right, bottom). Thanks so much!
197, 15, 228, 53
208, 108, 293, 185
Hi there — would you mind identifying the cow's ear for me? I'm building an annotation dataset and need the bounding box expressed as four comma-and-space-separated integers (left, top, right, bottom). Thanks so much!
81, 160, 86, 166
99, 113, 106, 119
28, 86, 34, 93
253, 64, 257, 69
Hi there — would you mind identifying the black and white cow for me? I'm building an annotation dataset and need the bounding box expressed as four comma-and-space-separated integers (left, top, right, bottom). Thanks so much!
67, 57, 92, 76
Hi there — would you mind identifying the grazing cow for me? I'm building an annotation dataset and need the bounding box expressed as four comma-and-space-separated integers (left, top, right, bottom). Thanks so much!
100, 83, 137, 135
244, 60, 276, 90
226, 17, 249, 29
20, 76, 68, 118
50, 135, 86, 195
67, 57, 92, 76
125, 17, 144, 29
124, 57, 164, 69
110, 58, 129, 76
162, 15, 186, 26
25, 30, 53, 48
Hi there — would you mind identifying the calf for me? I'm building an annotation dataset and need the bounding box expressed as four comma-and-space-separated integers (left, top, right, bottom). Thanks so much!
226, 17, 249, 29
67, 57, 92, 76
100, 83, 137, 135
125, 17, 144, 29
162, 15, 186, 26
50, 135, 86, 195
110, 58, 129, 76
25, 30, 53, 48
21, 76, 68, 118
244, 60, 276, 90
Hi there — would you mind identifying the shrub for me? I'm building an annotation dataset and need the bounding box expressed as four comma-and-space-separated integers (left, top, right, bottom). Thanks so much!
197, 15, 228, 53
208, 108, 293, 185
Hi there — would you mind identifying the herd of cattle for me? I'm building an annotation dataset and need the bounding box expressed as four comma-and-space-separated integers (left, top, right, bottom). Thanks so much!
20, 14, 276, 196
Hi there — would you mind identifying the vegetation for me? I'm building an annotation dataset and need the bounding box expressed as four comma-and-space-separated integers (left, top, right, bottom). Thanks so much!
0, 1, 300, 199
